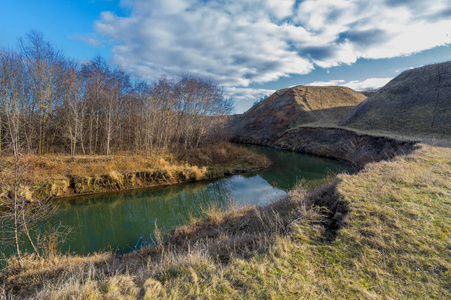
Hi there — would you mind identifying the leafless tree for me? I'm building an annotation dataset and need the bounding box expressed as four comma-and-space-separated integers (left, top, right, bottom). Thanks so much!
0, 150, 58, 268
0, 31, 234, 157
19, 31, 65, 155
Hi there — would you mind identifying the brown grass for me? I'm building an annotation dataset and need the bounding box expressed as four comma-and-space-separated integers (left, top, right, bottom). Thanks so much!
1, 144, 450, 299
182, 142, 270, 168
0, 143, 270, 200
0, 153, 176, 181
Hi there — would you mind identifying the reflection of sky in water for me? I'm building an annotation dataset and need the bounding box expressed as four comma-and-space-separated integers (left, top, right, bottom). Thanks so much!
223, 175, 287, 206
0, 145, 353, 262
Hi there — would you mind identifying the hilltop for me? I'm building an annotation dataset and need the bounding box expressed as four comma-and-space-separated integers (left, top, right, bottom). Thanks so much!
233, 86, 366, 144
341, 61, 451, 137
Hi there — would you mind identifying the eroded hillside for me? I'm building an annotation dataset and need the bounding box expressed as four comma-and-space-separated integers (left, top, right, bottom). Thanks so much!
233, 86, 366, 144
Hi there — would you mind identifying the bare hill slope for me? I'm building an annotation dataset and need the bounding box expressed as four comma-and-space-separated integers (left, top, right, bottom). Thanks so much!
234, 85, 366, 143
341, 61, 451, 137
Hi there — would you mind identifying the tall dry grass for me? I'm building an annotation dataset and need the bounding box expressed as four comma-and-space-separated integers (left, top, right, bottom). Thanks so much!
0, 143, 270, 201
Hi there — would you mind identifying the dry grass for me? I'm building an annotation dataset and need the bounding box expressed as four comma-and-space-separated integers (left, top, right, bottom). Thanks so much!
341, 62, 451, 138
0, 153, 177, 182
0, 143, 270, 200
182, 142, 270, 168
1, 144, 450, 299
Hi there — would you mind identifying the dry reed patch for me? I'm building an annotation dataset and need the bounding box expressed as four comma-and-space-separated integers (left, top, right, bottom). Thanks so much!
182, 142, 270, 168
1, 252, 113, 298
0, 153, 170, 185
0, 143, 267, 200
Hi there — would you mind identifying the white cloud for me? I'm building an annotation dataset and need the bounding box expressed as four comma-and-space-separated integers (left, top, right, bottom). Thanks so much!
94, 0, 451, 86
307, 77, 393, 91
307, 80, 346, 87
343, 77, 393, 90
266, 0, 295, 19
71, 33, 103, 47
225, 87, 275, 113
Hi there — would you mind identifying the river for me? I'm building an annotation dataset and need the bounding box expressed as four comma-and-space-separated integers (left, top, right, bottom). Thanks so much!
0, 145, 354, 263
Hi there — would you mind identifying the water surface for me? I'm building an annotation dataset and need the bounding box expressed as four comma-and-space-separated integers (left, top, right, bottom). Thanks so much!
1, 145, 353, 260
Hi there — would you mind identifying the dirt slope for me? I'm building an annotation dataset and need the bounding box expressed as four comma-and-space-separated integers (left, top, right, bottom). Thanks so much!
341, 61, 451, 137
234, 85, 366, 143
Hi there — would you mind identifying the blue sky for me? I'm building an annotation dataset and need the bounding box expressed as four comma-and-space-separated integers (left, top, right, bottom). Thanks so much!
1, 0, 450, 113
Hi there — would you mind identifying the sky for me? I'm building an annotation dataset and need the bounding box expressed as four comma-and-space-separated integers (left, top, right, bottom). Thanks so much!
1, 0, 451, 113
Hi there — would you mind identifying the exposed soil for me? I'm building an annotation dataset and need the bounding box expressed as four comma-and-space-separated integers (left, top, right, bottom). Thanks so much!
233, 85, 366, 144
233, 126, 418, 167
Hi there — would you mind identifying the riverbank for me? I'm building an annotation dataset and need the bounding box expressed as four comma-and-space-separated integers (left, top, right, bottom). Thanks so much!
0, 143, 271, 202
233, 125, 420, 167
2, 138, 450, 298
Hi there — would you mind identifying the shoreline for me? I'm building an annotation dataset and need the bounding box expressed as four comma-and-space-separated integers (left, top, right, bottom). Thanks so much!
233, 126, 419, 167
0, 143, 271, 203
53, 162, 272, 202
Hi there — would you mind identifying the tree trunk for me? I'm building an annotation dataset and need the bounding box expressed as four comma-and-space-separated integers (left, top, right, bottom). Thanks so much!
13, 158, 23, 268
21, 203, 41, 258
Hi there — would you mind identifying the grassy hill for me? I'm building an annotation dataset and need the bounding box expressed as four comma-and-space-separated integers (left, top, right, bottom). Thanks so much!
234, 86, 366, 143
341, 61, 451, 138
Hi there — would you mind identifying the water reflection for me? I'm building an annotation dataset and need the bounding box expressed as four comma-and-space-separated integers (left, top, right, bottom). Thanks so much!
51, 173, 287, 255
1, 145, 353, 259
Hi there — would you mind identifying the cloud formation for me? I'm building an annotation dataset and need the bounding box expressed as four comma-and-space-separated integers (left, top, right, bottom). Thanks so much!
343, 77, 394, 91
95, 0, 451, 86
71, 33, 103, 47
308, 77, 393, 91
225, 87, 275, 113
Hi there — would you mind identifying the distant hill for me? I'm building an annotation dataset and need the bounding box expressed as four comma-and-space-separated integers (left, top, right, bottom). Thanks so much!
233, 85, 366, 143
359, 90, 378, 97
341, 61, 451, 137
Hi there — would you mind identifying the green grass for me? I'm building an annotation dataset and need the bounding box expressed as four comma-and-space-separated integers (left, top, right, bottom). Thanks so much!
1, 144, 450, 299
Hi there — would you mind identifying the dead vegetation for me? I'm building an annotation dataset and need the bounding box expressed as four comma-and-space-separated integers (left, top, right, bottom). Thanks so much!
1, 144, 449, 299
0, 179, 325, 299
0, 143, 270, 200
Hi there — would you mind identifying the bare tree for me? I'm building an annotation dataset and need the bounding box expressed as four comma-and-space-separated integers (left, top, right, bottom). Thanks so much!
0, 151, 59, 267
0, 51, 25, 157
61, 61, 86, 156
80, 56, 107, 155
173, 74, 233, 150
0, 32, 234, 157
19, 31, 64, 155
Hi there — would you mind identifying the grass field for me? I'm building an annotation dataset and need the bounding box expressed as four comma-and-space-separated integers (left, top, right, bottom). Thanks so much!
2, 143, 450, 299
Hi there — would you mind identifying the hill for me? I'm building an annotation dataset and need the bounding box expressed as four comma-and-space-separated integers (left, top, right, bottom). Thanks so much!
233, 86, 366, 143
341, 61, 451, 137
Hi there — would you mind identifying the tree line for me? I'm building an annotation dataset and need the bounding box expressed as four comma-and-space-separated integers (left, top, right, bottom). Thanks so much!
0, 31, 233, 157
